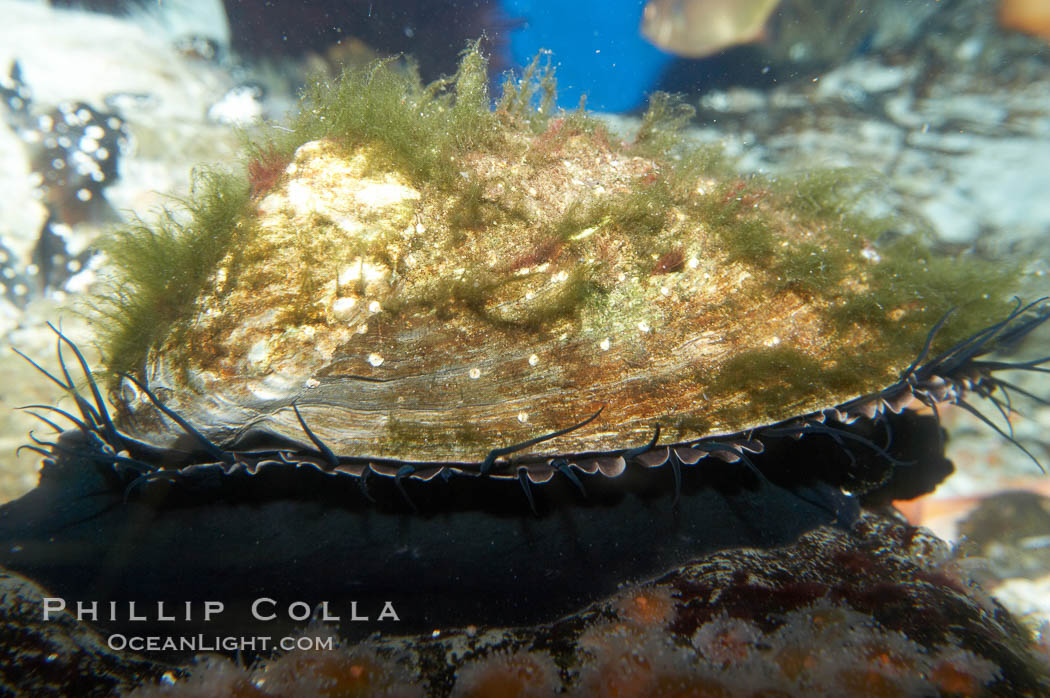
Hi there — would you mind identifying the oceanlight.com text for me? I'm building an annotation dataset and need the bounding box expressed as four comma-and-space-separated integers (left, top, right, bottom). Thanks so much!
106, 633, 337, 653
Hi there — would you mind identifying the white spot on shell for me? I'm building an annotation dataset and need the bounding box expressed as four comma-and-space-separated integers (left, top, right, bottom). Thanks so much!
332, 297, 357, 321
304, 378, 320, 389
600, 338, 611, 351
468, 367, 481, 379
638, 320, 651, 333
356, 181, 419, 208
528, 354, 540, 366
688, 257, 699, 269
517, 411, 529, 423
367, 300, 381, 314
367, 353, 384, 367
247, 339, 270, 366
339, 260, 388, 285
250, 373, 296, 400
764, 336, 781, 347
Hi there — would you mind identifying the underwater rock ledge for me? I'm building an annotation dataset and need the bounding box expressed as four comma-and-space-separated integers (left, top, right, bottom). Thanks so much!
3, 512, 1048, 697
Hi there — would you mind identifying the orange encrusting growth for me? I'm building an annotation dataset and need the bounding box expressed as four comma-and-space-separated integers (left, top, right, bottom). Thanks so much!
1000, 0, 1050, 40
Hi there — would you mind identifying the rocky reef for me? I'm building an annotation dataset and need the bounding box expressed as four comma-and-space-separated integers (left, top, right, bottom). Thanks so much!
4, 513, 1047, 696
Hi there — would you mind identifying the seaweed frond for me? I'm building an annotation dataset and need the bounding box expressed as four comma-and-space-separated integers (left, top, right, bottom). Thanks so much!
92, 169, 250, 379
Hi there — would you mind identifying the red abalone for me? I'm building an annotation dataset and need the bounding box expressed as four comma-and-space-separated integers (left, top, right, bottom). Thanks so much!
92, 48, 1028, 493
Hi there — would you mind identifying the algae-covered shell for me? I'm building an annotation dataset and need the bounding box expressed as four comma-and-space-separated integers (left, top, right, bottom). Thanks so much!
102, 47, 1019, 478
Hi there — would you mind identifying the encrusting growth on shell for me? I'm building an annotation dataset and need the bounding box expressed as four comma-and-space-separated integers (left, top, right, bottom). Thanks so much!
95, 42, 1019, 464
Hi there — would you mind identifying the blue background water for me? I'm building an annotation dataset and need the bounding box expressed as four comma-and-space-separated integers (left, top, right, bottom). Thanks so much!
504, 0, 672, 111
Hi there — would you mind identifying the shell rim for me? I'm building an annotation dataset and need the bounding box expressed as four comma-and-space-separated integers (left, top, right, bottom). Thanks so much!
17, 298, 1050, 507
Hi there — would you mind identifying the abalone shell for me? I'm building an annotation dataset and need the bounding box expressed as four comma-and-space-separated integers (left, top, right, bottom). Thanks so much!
100, 47, 1018, 480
